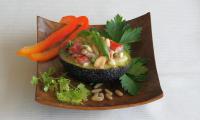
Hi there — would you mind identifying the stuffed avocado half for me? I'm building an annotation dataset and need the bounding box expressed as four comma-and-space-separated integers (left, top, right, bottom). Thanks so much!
59, 30, 131, 83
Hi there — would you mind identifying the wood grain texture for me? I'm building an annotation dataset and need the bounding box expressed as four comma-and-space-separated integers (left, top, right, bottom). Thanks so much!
35, 12, 163, 110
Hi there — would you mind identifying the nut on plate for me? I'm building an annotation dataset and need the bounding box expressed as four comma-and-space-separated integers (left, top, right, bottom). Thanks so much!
104, 89, 113, 95
115, 89, 124, 97
91, 93, 104, 102
91, 88, 102, 93
105, 93, 113, 100
94, 83, 103, 89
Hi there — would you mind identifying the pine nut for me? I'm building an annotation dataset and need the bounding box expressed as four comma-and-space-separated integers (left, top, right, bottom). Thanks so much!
110, 50, 114, 59
82, 45, 93, 52
115, 89, 124, 97
91, 88, 102, 93
91, 93, 104, 102
92, 45, 99, 56
99, 93, 104, 99
94, 56, 107, 69
81, 49, 88, 55
106, 38, 110, 47
105, 93, 113, 100
119, 52, 124, 58
104, 89, 113, 95
83, 62, 90, 67
94, 83, 103, 89
108, 58, 116, 67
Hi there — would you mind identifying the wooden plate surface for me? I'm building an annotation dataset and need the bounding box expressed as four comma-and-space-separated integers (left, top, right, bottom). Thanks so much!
35, 12, 163, 110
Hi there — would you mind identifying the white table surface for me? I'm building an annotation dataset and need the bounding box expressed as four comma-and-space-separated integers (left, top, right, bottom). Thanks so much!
0, 0, 200, 120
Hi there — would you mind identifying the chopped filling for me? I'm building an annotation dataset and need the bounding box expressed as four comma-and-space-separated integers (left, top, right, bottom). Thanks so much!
63, 35, 130, 69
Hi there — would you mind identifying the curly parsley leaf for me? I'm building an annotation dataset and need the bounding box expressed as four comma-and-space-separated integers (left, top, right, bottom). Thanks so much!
56, 91, 71, 103
70, 84, 91, 104
56, 83, 90, 104
57, 77, 70, 92
31, 76, 38, 85
120, 74, 139, 95
31, 68, 91, 105
43, 85, 49, 92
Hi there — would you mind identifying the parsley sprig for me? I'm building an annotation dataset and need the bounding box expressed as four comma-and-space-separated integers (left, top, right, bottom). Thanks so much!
104, 15, 147, 95
120, 58, 148, 95
105, 14, 142, 51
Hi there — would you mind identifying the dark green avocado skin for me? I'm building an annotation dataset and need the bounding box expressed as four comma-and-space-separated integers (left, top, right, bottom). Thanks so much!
59, 57, 129, 83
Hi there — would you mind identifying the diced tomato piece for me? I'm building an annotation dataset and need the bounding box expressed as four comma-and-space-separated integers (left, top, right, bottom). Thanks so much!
69, 42, 82, 54
110, 40, 123, 51
76, 55, 89, 64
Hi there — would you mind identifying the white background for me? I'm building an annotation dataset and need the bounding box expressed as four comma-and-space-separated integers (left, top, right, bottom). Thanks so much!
0, 0, 200, 120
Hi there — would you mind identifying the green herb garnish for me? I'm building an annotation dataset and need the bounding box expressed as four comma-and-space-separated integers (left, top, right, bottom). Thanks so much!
104, 15, 146, 95
120, 27, 142, 44
56, 79, 90, 104
120, 57, 148, 95
105, 14, 142, 52
120, 74, 139, 95
91, 31, 110, 58
66, 41, 74, 49
105, 14, 129, 42
31, 68, 90, 105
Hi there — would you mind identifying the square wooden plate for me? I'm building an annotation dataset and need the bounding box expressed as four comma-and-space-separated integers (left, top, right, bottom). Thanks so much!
35, 12, 163, 110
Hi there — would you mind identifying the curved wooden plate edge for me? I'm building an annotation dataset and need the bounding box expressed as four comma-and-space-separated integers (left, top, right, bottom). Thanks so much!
35, 92, 163, 110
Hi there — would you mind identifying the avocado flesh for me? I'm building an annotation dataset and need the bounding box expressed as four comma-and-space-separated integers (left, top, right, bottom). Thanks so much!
59, 50, 131, 83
